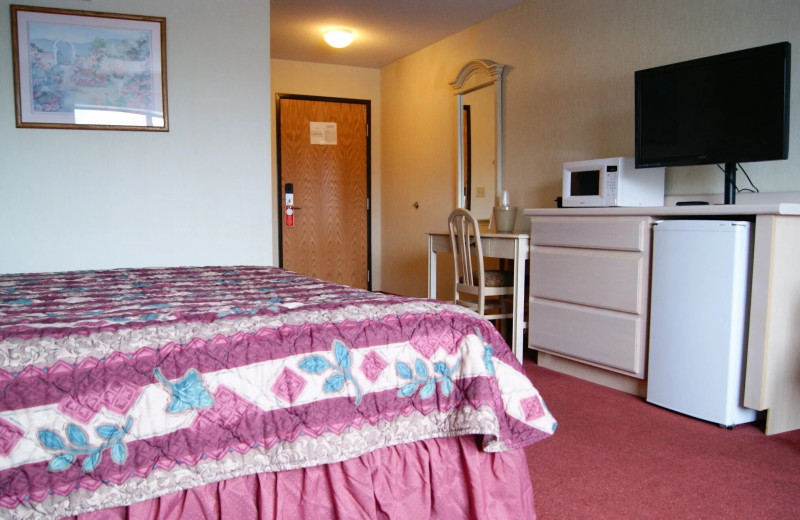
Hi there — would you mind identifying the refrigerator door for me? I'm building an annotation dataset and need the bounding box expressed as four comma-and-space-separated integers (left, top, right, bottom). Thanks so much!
647, 220, 756, 426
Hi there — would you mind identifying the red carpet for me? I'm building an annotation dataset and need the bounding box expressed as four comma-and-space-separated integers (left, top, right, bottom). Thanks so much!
522, 357, 800, 519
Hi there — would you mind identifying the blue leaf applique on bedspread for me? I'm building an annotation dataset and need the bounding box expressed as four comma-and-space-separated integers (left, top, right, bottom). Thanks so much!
38, 417, 133, 473
299, 339, 363, 405
154, 368, 214, 413
396, 358, 461, 399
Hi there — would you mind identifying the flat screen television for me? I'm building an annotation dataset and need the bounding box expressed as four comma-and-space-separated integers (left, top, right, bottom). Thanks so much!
635, 42, 791, 204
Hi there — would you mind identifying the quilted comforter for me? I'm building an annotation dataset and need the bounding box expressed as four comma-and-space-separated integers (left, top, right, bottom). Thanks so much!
0, 266, 556, 519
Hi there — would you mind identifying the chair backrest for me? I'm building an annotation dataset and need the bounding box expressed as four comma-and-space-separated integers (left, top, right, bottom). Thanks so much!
447, 208, 486, 310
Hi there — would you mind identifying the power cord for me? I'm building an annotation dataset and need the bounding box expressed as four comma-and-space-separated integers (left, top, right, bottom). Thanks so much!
717, 163, 760, 194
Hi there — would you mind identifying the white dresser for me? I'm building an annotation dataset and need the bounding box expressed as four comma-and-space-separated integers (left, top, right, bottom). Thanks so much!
529, 216, 652, 380
525, 203, 800, 435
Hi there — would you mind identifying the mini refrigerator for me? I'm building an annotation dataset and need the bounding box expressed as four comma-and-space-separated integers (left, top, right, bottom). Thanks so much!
647, 220, 756, 427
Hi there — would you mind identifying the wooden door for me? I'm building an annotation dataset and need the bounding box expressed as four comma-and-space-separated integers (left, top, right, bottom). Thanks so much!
277, 96, 370, 289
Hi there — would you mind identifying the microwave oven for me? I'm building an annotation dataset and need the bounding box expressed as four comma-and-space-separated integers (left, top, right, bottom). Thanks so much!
562, 157, 665, 207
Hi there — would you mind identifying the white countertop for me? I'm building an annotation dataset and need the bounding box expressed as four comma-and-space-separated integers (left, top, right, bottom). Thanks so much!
524, 203, 800, 217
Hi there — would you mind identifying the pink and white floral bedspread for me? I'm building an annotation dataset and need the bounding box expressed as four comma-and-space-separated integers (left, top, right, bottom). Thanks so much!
0, 266, 555, 518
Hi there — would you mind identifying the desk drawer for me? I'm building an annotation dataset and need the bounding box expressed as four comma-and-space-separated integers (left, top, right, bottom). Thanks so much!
530, 247, 646, 314
530, 298, 645, 377
531, 217, 651, 251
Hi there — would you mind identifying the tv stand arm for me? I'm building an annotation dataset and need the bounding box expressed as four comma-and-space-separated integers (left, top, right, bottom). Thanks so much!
724, 162, 737, 204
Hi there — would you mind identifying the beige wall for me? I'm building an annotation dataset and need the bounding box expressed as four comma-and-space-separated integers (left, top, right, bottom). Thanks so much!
380, 0, 800, 297
270, 59, 382, 287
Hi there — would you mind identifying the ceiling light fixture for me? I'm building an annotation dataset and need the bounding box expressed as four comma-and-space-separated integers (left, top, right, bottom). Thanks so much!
324, 29, 354, 49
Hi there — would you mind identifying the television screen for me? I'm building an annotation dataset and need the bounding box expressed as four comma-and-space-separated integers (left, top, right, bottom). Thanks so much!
635, 42, 791, 170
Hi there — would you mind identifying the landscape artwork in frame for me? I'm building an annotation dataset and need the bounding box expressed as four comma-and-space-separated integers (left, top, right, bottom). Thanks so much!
10, 5, 168, 131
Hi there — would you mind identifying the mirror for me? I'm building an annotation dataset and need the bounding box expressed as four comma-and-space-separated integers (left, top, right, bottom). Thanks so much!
451, 59, 506, 221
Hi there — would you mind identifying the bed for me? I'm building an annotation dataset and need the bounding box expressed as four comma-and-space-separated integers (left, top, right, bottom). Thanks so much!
0, 266, 555, 519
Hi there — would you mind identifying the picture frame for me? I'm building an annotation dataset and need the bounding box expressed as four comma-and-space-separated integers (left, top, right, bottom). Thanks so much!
10, 5, 168, 131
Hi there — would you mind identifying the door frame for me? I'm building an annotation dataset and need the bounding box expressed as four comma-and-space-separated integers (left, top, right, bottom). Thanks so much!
275, 93, 373, 290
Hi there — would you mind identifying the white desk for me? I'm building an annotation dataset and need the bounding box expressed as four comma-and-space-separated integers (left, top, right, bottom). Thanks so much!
427, 232, 529, 363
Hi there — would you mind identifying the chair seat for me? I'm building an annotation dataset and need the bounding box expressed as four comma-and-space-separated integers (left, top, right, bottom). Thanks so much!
460, 270, 513, 288
481, 270, 514, 288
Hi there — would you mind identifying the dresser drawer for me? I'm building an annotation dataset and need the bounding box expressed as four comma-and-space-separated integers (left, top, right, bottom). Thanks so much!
530, 299, 646, 377
530, 247, 646, 314
531, 217, 651, 251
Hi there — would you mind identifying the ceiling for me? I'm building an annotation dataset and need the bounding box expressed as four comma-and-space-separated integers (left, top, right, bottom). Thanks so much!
270, 0, 527, 69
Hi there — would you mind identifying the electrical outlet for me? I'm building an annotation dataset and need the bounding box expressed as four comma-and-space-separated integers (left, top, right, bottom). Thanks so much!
476, 186, 486, 198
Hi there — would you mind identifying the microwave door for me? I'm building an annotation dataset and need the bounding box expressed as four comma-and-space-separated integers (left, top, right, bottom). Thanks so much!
571, 169, 601, 196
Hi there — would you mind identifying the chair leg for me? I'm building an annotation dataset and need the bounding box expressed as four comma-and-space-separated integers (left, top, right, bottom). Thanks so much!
499, 296, 512, 343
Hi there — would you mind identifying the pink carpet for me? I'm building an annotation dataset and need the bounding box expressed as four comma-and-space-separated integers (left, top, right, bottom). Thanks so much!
523, 357, 800, 519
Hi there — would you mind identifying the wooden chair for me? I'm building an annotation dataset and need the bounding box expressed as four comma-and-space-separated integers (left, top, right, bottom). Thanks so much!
447, 208, 514, 323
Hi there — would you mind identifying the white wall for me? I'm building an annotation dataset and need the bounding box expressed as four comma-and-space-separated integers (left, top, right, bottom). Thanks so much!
270, 59, 382, 288
0, 0, 272, 274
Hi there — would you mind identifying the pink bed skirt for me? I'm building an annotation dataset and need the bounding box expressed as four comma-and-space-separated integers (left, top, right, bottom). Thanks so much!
66, 435, 535, 519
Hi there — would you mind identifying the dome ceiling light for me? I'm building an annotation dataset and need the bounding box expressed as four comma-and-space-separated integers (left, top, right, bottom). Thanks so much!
324, 29, 354, 49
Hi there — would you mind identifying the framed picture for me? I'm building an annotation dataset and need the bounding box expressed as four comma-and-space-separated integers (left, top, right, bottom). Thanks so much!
10, 5, 168, 131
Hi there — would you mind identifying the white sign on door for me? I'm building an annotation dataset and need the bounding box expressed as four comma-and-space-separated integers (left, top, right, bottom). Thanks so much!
310, 122, 337, 145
